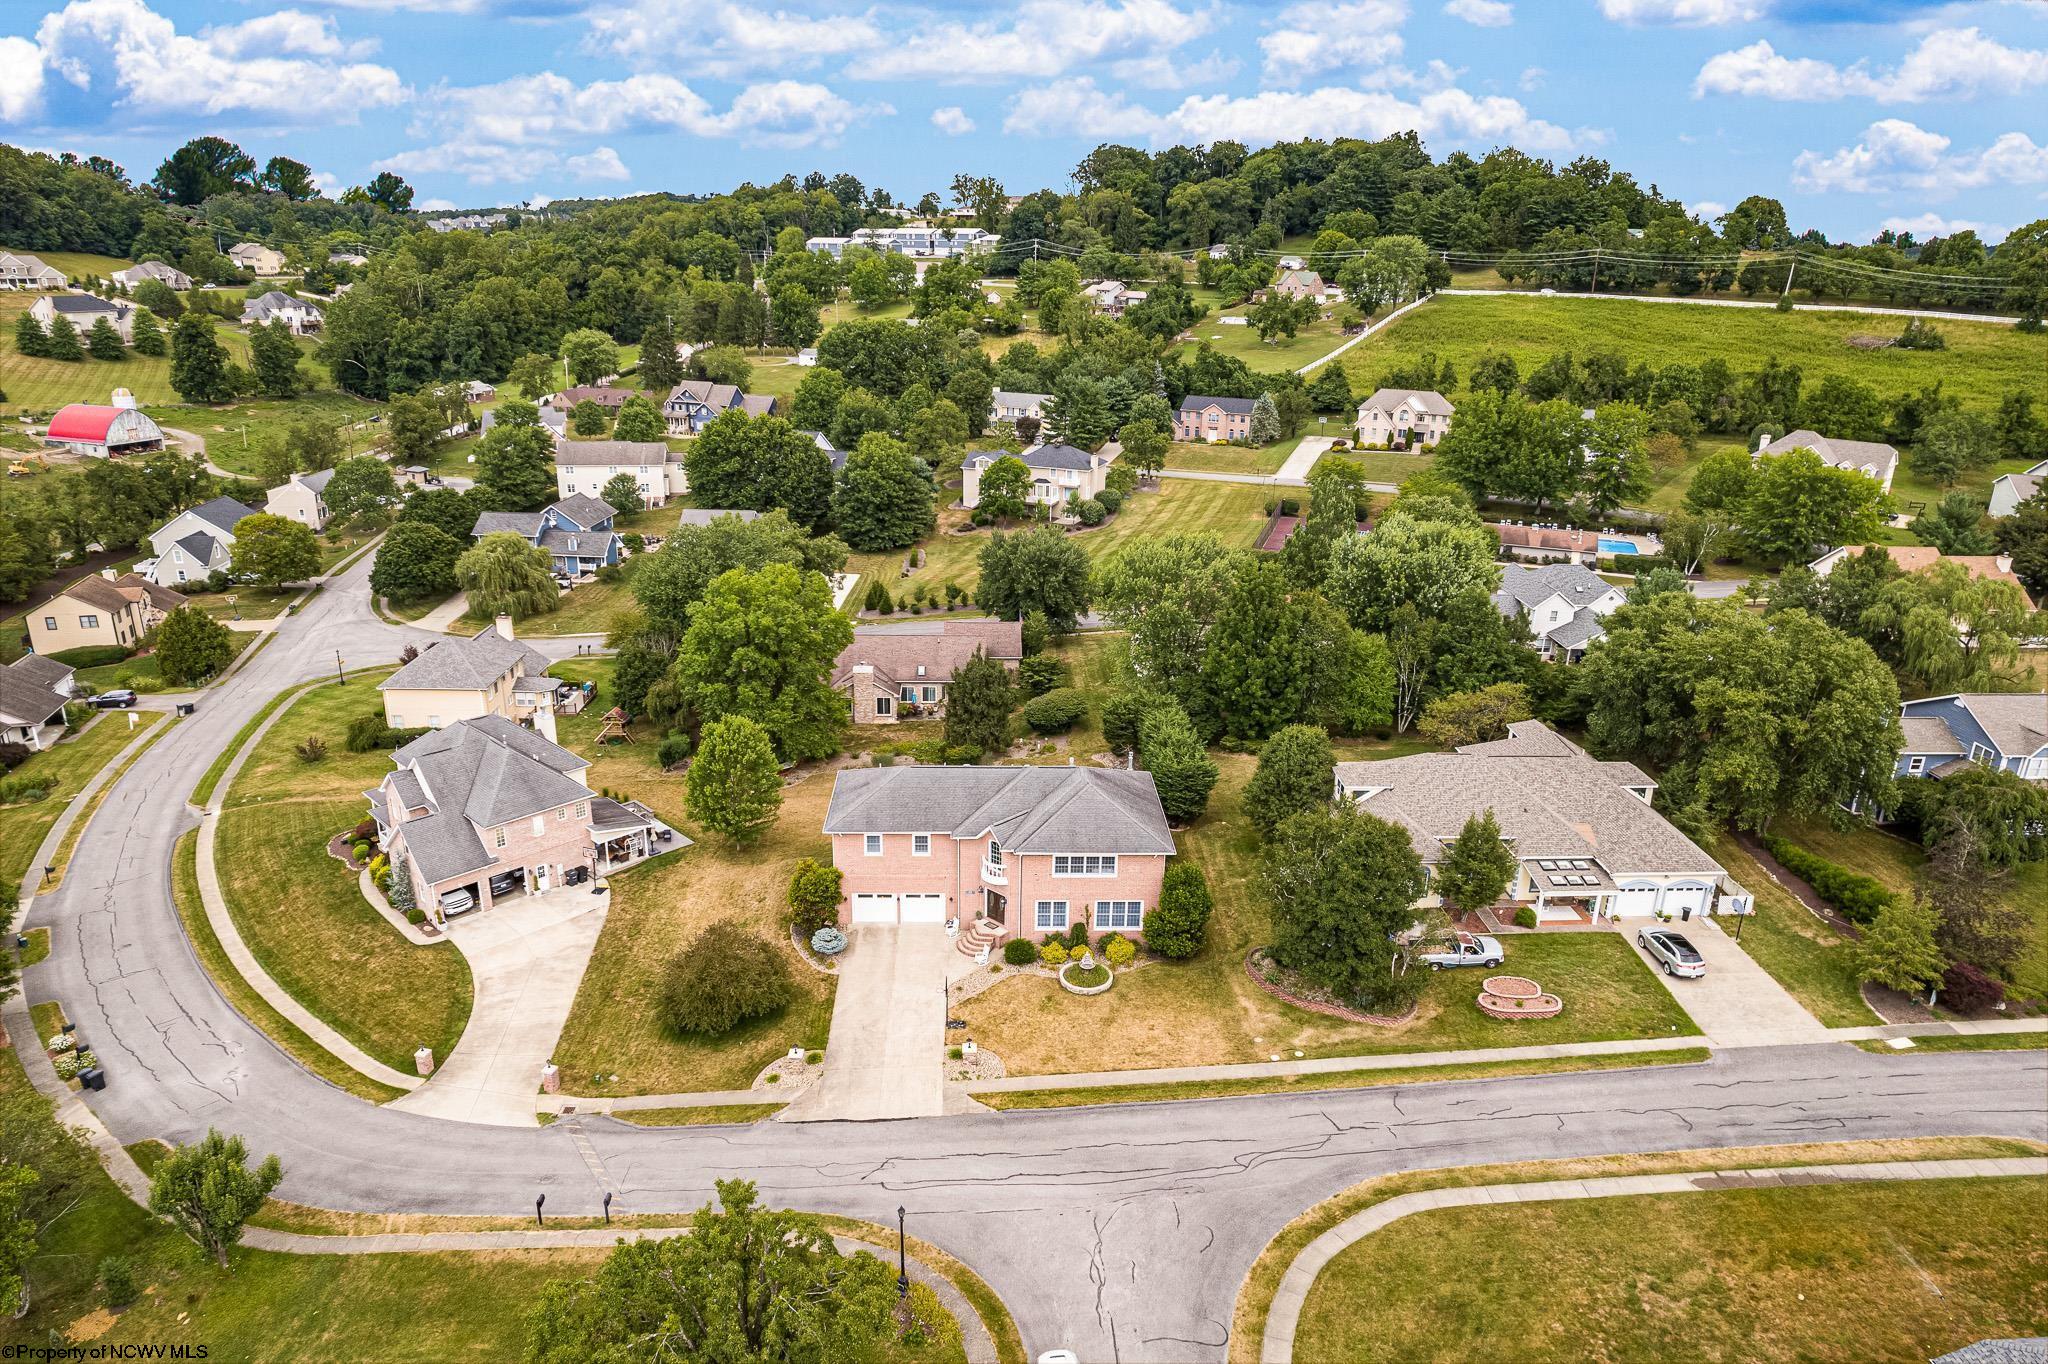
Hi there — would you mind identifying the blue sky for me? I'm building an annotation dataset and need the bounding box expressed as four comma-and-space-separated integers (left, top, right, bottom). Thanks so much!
2, 0, 2043, 242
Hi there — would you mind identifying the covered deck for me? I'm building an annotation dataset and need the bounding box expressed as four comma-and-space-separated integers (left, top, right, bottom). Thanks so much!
591, 797, 691, 873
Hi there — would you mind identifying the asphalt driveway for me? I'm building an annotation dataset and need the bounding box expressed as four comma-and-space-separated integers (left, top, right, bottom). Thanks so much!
787, 924, 948, 1121
1621, 918, 1832, 1047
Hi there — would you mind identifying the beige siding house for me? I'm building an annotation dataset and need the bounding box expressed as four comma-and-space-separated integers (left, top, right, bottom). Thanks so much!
378, 619, 556, 729
264, 468, 335, 531
961, 443, 1116, 511
27, 573, 185, 657
1356, 388, 1454, 448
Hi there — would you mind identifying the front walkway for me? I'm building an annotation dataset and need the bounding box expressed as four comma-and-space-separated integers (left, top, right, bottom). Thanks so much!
783, 924, 948, 1122
1259, 1155, 2048, 1364
1620, 918, 1833, 1047
387, 885, 609, 1126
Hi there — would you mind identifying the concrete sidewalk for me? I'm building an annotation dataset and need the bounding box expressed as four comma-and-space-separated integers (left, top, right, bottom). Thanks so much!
1260, 1155, 2048, 1363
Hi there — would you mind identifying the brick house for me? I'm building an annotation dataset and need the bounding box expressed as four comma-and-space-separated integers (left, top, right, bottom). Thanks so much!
822, 765, 1176, 942
833, 619, 1024, 723
1173, 395, 1257, 443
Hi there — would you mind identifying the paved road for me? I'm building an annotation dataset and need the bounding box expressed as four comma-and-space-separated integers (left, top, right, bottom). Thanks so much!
19, 544, 2048, 1363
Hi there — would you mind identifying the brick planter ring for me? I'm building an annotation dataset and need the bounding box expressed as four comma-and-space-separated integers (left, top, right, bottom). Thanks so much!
1477, 985, 1564, 1020
1482, 975, 1542, 999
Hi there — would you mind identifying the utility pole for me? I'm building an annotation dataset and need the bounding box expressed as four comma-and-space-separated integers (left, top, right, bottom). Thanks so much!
1782, 255, 1797, 301
1589, 247, 1599, 295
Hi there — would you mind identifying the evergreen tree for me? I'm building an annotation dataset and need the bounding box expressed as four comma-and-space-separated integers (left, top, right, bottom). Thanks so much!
1249, 392, 1282, 444
1245, 724, 1335, 838
13, 312, 47, 357
1433, 810, 1519, 916
1144, 862, 1214, 958
249, 318, 301, 398
1198, 557, 1313, 740
85, 317, 126, 361
944, 649, 1014, 756
637, 316, 684, 395
1308, 364, 1354, 413
44, 315, 83, 361
128, 307, 165, 356
1263, 803, 1429, 1009
1139, 703, 1219, 824
385, 851, 417, 915
686, 716, 784, 844
147, 1129, 282, 1268
169, 314, 234, 403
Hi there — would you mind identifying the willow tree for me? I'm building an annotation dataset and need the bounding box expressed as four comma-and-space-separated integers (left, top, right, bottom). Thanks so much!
455, 531, 559, 619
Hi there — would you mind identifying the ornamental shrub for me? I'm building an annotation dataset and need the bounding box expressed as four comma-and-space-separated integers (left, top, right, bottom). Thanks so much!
1102, 934, 1135, 968
656, 730, 693, 769
1939, 961, 2005, 1014
1096, 489, 1123, 516
1020, 688, 1086, 734
1065, 920, 1090, 950
1760, 836, 1896, 924
1038, 941, 1069, 967
294, 736, 328, 764
1144, 863, 1213, 958
1003, 937, 1038, 966
1075, 498, 1106, 526
787, 857, 843, 937
1513, 906, 1539, 929
1016, 654, 1067, 696
351, 840, 372, 862
658, 920, 793, 1036
48, 645, 131, 669
810, 926, 849, 956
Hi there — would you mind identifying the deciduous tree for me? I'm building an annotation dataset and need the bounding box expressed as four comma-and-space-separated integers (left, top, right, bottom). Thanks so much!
1433, 810, 1519, 917
1263, 803, 1428, 1008
370, 521, 464, 604
674, 563, 851, 762
834, 433, 935, 551
474, 400, 558, 510
229, 513, 320, 588
976, 527, 1091, 631
456, 532, 559, 619
153, 606, 235, 685
684, 717, 785, 845
1245, 724, 1335, 837
169, 314, 234, 404
146, 1129, 281, 1268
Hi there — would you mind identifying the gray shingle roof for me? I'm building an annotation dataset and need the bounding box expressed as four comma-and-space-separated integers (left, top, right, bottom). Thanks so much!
552, 440, 675, 467
1493, 563, 1615, 614
1332, 722, 1722, 878
473, 511, 544, 539
0, 668, 68, 728
174, 531, 221, 563
1177, 394, 1258, 416
379, 627, 551, 693
188, 496, 261, 535
1545, 611, 1607, 650
969, 443, 1098, 473
8, 653, 74, 690
1953, 694, 2048, 758
537, 527, 619, 560
550, 494, 616, 528
1359, 387, 1454, 417
1760, 429, 1899, 481
386, 716, 594, 881
1899, 714, 1964, 756
824, 766, 1175, 855
299, 467, 337, 495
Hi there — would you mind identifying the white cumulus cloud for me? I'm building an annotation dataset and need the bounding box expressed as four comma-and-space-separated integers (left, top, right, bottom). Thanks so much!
14, 0, 404, 124
1879, 212, 2005, 241
1691, 199, 1727, 220
1791, 118, 2048, 194
565, 145, 630, 180
1598, 0, 1764, 24
584, 1, 882, 77
864, 0, 1210, 83
931, 106, 976, 135
1695, 27, 2048, 102
1260, 0, 1407, 85
1444, 0, 1512, 26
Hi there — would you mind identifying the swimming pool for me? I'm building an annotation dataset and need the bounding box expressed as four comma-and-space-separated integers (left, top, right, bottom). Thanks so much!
1598, 537, 1639, 555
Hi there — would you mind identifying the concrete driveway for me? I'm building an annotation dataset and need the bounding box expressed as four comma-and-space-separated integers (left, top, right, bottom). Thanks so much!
387, 885, 610, 1126
1620, 918, 1832, 1047
1272, 435, 1337, 483
786, 924, 947, 1121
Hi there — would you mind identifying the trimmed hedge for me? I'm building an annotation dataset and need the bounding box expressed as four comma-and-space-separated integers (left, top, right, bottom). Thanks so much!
1003, 937, 1038, 966
1760, 835, 1896, 924
48, 645, 132, 669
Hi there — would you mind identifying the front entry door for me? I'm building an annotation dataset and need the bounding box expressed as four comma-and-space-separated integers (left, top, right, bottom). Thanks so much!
985, 891, 1006, 925
534, 864, 551, 893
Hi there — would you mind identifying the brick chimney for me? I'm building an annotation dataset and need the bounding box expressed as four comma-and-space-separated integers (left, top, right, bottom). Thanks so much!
495, 613, 515, 641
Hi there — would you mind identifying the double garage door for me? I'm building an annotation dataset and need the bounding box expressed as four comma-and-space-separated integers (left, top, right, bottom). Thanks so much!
849, 893, 946, 925
1611, 884, 1712, 917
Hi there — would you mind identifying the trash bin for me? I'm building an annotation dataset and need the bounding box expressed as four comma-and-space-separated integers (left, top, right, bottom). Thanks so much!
176, 702, 196, 716
78, 1067, 106, 1091
1680, 906, 1692, 921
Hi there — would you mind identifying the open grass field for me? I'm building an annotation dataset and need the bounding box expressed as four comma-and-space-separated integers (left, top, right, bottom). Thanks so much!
148, 390, 383, 477
1183, 310, 1348, 373
1228, 1135, 2045, 1364
1164, 434, 1301, 475
217, 671, 473, 1074
1337, 293, 2043, 411
0, 293, 261, 416
955, 754, 1699, 1076
3, 248, 135, 278
462, 558, 639, 638
1292, 1176, 2048, 1364
845, 478, 1273, 610
551, 763, 837, 1096
0, 713, 138, 894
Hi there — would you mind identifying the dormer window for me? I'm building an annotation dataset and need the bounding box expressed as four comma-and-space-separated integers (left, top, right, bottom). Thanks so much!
916, 665, 926, 677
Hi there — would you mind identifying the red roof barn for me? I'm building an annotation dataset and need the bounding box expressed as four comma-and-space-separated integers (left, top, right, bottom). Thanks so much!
44, 404, 165, 458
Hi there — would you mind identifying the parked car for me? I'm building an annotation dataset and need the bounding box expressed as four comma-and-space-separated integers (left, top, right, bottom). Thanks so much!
1420, 932, 1504, 970
90, 690, 138, 709
487, 871, 522, 898
439, 888, 477, 918
1639, 929, 1706, 978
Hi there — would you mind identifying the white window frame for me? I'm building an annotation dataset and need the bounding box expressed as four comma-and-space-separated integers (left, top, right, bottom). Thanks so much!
1034, 899, 1069, 931
531, 815, 546, 836
1906, 756, 1926, 775
875, 695, 893, 717
912, 833, 931, 857
1970, 742, 1994, 766
1095, 899, 1143, 930
1053, 854, 1117, 876
864, 833, 883, 856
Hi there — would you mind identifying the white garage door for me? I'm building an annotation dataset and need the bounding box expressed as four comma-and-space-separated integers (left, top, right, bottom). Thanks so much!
850, 894, 897, 924
1662, 885, 1711, 917
899, 894, 946, 924
1611, 885, 1659, 917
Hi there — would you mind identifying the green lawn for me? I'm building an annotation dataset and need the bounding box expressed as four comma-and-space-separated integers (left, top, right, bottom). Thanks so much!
957, 754, 1698, 1076
147, 390, 383, 477
1338, 293, 2042, 411
0, 294, 260, 417
0, 714, 140, 894
746, 357, 809, 400
1294, 1177, 2048, 1364
217, 671, 473, 1073
2, 247, 134, 278
457, 559, 639, 638
1183, 311, 1348, 372
73, 628, 255, 692
1165, 435, 1300, 475
1708, 833, 1877, 1028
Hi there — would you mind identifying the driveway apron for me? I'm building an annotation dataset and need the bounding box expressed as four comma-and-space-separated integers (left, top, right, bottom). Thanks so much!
786, 924, 947, 1121
1620, 918, 1832, 1047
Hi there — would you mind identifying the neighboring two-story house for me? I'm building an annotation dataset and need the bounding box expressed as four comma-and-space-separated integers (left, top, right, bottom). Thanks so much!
112, 260, 191, 291
1808, 546, 2037, 609
823, 765, 1176, 942
1757, 429, 1899, 493
1264, 269, 1332, 303
378, 618, 557, 730
1173, 395, 1256, 443
264, 467, 336, 531
27, 572, 187, 659
0, 251, 65, 290
30, 293, 132, 343
473, 494, 623, 577
1356, 388, 1453, 448
1894, 694, 2048, 783
140, 496, 261, 587
960, 444, 1117, 511
1990, 460, 2048, 519
229, 242, 287, 275
833, 620, 1025, 723
1492, 563, 1626, 663
662, 380, 775, 436
553, 440, 688, 507
242, 290, 323, 334
370, 715, 664, 918
990, 391, 1050, 425
1334, 721, 1750, 926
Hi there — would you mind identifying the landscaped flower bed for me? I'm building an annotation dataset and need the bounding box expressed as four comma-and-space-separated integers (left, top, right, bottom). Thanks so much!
1244, 949, 1417, 1026
1476, 975, 1563, 1019
1058, 956, 1114, 996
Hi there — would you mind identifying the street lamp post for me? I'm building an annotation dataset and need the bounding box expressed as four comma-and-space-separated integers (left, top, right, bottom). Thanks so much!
896, 1205, 908, 1298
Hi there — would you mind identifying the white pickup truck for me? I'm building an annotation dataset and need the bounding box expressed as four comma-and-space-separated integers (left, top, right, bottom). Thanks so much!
1419, 932, 1505, 970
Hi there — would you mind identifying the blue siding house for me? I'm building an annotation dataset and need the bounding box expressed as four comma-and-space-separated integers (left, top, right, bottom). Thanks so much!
472, 494, 623, 578
1894, 694, 2048, 782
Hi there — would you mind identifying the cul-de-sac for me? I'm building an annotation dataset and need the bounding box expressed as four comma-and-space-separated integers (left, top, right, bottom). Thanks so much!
0, 2, 2045, 1359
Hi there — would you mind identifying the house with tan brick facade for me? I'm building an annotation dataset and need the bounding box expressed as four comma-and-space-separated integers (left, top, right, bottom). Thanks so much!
822, 765, 1175, 943
832, 619, 1024, 723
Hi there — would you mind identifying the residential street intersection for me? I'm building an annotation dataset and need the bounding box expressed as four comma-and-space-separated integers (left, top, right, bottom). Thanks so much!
18, 548, 2048, 1363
